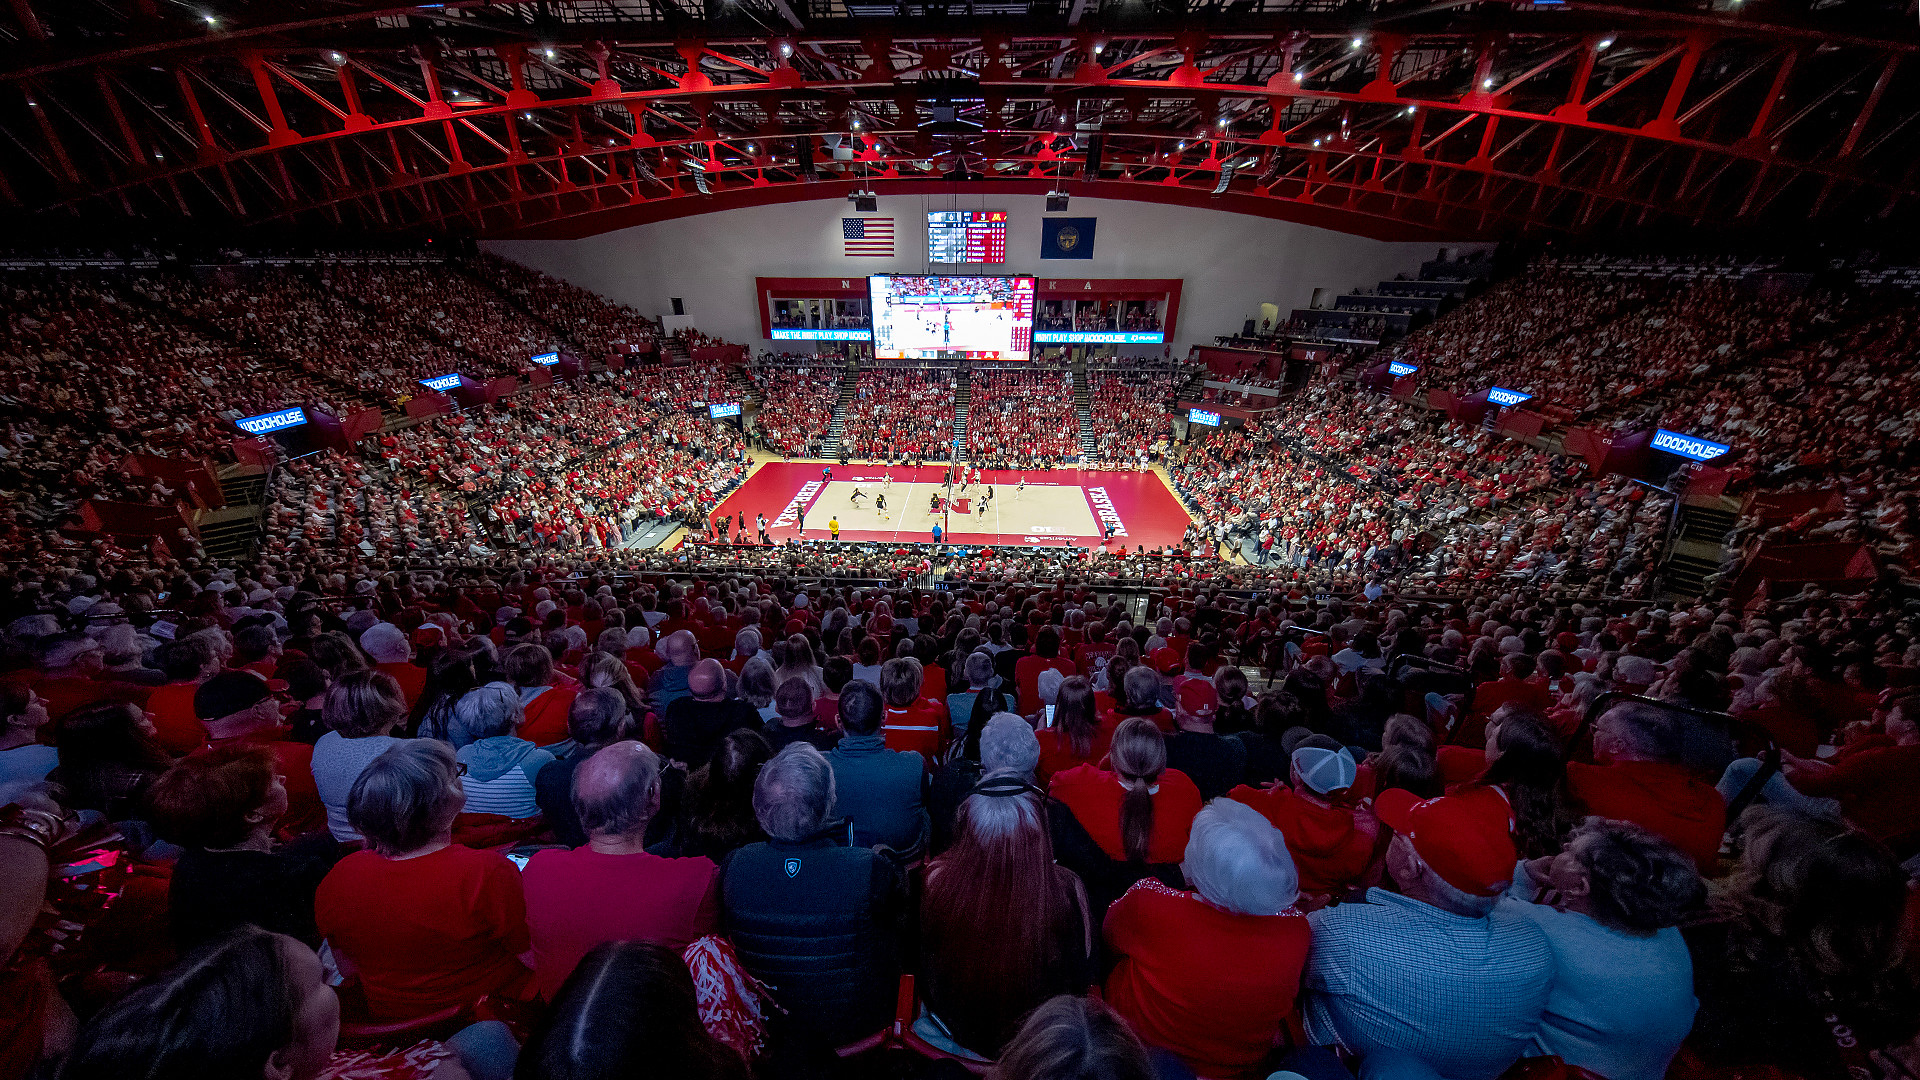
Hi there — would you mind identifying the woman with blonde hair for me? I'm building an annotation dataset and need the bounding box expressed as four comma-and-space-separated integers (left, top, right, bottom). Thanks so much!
774, 633, 827, 697
579, 651, 647, 717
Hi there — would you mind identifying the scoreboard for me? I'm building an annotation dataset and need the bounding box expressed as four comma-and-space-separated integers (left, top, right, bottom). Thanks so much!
927, 210, 1008, 264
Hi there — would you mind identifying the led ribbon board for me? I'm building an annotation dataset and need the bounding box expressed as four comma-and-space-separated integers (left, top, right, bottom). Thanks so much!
236, 407, 308, 435
531, 351, 561, 366
770, 328, 872, 341
1487, 386, 1532, 407
1651, 428, 1732, 462
1388, 361, 1419, 377
709, 402, 743, 419
417, 373, 462, 391
1033, 331, 1165, 344
1188, 409, 1222, 427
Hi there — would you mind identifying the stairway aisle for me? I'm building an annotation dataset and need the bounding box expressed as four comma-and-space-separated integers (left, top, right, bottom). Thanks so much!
1660, 497, 1743, 599
818, 357, 862, 459
952, 365, 972, 464
1072, 358, 1096, 458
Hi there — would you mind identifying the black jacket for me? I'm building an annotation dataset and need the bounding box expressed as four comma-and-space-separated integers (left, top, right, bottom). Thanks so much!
720, 828, 904, 1051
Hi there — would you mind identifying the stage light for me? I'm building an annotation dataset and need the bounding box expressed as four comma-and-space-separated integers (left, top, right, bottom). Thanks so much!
1482, 77, 1494, 88
779, 42, 792, 56
1597, 38, 1613, 49
544, 48, 556, 59
1092, 42, 1104, 54
1406, 106, 1417, 115
203, 12, 218, 24
1350, 37, 1363, 48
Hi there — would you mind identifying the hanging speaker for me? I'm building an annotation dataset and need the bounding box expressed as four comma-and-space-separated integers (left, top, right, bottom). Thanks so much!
854, 194, 878, 212
1046, 193, 1069, 212
1084, 131, 1105, 177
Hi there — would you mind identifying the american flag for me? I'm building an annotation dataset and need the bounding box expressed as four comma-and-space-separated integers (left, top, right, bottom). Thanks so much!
842, 217, 894, 257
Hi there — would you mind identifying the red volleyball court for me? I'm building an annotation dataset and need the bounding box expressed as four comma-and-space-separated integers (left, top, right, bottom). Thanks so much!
707, 463, 1192, 550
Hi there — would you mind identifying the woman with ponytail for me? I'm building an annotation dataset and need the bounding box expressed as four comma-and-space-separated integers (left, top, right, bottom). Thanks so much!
1049, 717, 1202, 866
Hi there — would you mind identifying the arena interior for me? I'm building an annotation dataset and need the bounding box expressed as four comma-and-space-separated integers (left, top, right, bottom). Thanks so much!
3, 2, 1920, 1080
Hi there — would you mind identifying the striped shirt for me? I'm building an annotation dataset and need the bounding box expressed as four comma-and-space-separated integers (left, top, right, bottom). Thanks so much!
1304, 888, 1552, 1080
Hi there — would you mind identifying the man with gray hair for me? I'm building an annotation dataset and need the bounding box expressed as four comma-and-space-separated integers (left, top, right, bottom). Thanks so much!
1567, 702, 1726, 870
647, 629, 701, 711
721, 743, 904, 1059
522, 741, 719, 1000
1304, 787, 1551, 1079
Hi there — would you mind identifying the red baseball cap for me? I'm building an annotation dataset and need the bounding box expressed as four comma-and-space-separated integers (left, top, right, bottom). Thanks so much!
1176, 680, 1219, 719
1374, 787, 1516, 897
1151, 647, 1183, 675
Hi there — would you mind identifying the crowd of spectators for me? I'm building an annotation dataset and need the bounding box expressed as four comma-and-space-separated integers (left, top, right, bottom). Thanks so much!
1086, 370, 1176, 465
838, 367, 955, 463
318, 264, 560, 383
461, 254, 659, 361
5, 551, 1920, 1080
747, 364, 835, 457
966, 365, 1080, 468
155, 265, 495, 401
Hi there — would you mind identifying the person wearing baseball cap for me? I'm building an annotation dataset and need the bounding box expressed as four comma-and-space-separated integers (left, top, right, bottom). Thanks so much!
1301, 787, 1552, 1080
194, 671, 324, 837
1226, 737, 1379, 897
1165, 680, 1243, 800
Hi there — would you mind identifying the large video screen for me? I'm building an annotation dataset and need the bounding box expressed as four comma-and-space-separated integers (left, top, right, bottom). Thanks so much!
869, 275, 1035, 362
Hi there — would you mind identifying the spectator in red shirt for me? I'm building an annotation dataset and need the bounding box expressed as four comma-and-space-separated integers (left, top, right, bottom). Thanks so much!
193, 672, 324, 839
1567, 702, 1726, 870
1227, 738, 1378, 899
1103, 666, 1176, 735
359, 623, 426, 709
33, 633, 148, 726
146, 636, 221, 755
1016, 629, 1077, 714
1720, 693, 1920, 845
1105, 799, 1311, 1078
315, 740, 533, 1020
879, 657, 947, 763
1460, 653, 1554, 747
230, 623, 283, 680
523, 741, 719, 1000
505, 643, 578, 748
1051, 716, 1203, 866
1035, 677, 1116, 784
